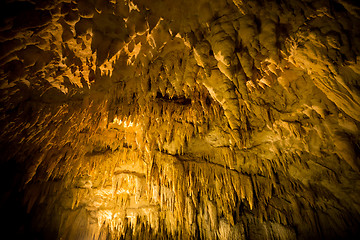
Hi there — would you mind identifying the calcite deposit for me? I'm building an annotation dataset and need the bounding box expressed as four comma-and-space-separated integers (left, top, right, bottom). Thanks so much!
1, 0, 360, 239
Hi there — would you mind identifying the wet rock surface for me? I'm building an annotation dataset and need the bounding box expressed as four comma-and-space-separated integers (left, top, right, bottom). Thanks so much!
1, 0, 360, 239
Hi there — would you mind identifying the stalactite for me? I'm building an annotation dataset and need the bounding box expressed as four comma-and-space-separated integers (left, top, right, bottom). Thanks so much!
1, 0, 360, 239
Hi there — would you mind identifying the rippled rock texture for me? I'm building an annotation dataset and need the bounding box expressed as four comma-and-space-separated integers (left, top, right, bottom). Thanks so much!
1, 0, 360, 239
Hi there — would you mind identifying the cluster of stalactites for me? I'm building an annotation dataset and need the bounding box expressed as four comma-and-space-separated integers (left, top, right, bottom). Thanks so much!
3, 0, 360, 239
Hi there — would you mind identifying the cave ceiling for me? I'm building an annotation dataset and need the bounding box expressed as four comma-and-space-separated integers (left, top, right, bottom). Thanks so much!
1, 0, 360, 239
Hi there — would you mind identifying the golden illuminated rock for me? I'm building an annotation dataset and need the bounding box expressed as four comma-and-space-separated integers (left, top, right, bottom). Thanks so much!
0, 0, 360, 239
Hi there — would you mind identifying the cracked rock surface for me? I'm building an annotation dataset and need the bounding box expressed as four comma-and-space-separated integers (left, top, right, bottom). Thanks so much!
1, 0, 360, 239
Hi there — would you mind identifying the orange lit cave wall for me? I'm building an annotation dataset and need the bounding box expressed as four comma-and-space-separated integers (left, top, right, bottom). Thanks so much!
1, 0, 360, 239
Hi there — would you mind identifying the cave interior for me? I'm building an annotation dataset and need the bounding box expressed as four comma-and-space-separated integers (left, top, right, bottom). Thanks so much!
1, 0, 360, 239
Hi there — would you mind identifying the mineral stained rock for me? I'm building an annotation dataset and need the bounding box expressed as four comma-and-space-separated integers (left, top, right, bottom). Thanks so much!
0, 0, 360, 239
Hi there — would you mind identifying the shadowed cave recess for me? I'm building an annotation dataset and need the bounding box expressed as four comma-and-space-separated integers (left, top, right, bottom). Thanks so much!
1, 0, 360, 239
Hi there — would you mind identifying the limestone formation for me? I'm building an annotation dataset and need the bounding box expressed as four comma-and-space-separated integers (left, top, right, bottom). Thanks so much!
0, 0, 360, 239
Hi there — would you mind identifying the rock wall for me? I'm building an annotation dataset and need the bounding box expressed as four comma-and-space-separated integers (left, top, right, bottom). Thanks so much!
1, 0, 360, 239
